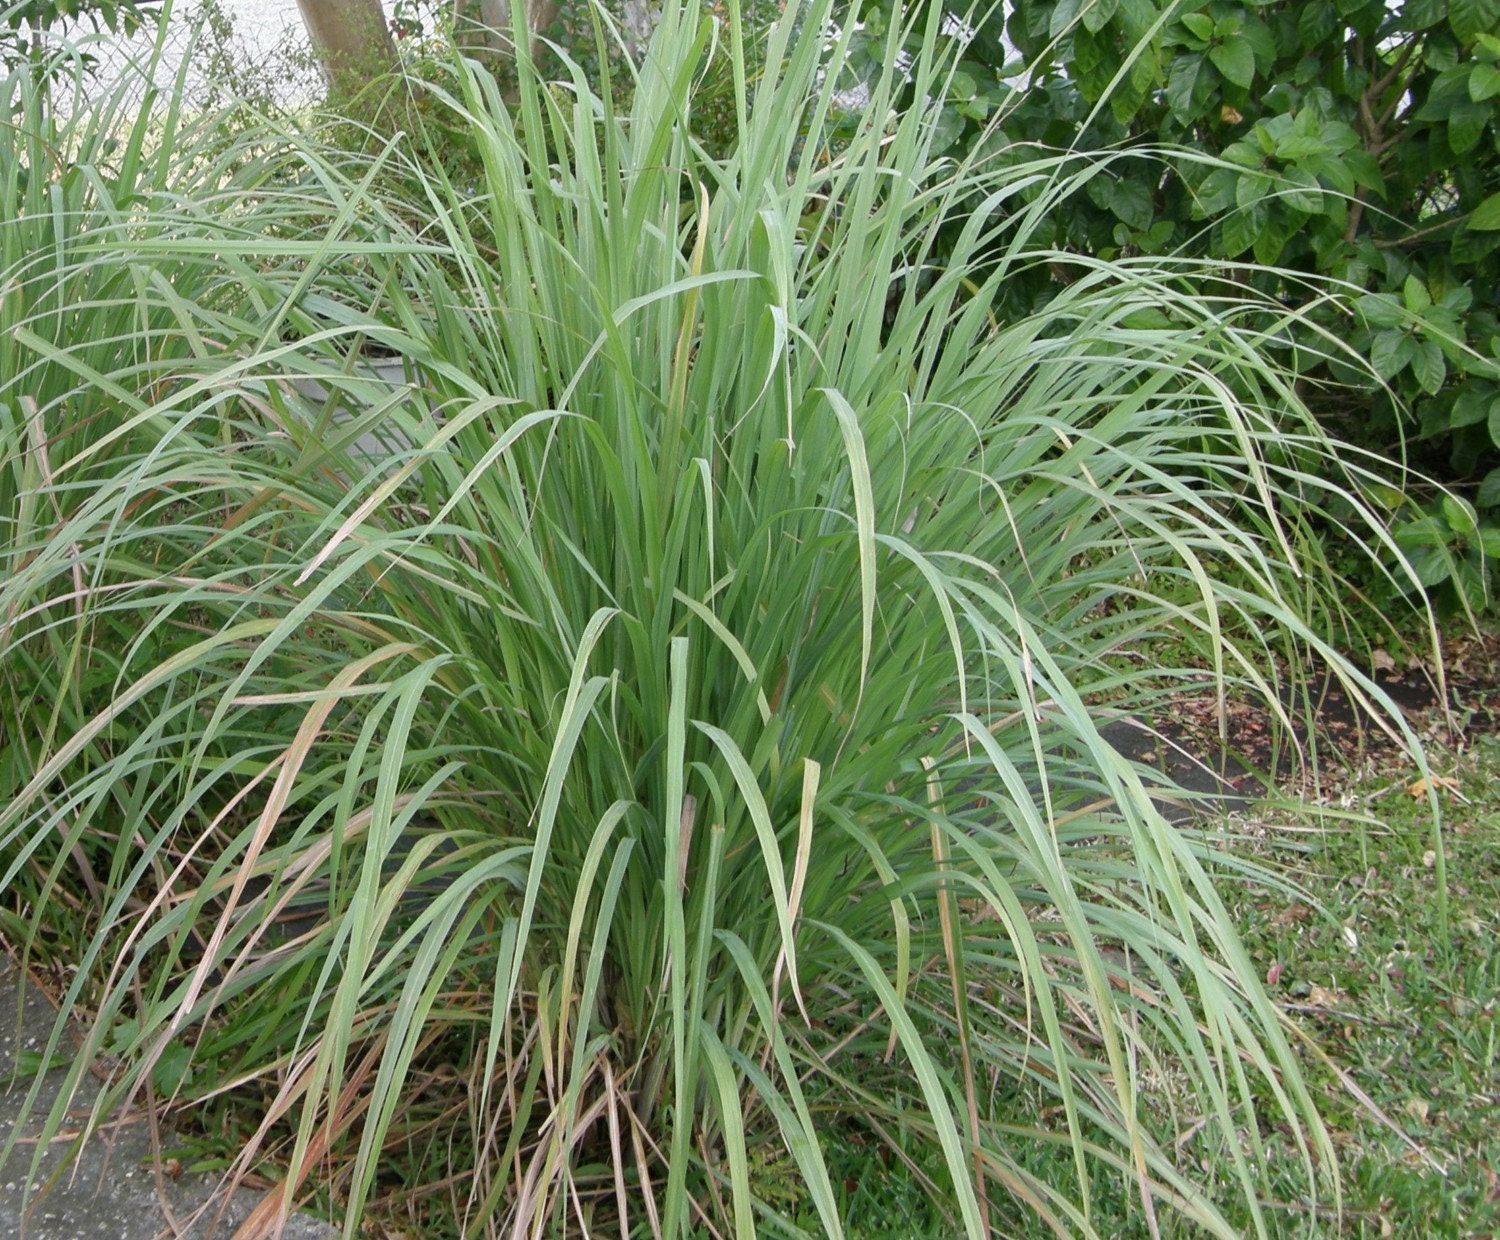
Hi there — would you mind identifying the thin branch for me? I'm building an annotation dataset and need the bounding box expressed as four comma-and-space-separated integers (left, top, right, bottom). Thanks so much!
1346, 34, 1423, 241
1370, 37, 1419, 102
1371, 214, 1460, 249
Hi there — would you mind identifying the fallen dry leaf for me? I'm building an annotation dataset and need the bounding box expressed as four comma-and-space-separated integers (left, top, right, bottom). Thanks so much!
1403, 1097, 1430, 1124
1408, 775, 1462, 798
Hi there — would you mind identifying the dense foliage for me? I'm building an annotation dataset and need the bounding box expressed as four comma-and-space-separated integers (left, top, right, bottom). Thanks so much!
846, 0, 1500, 611
0, 2, 1440, 1236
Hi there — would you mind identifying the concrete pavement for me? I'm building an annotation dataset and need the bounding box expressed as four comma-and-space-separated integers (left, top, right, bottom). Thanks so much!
0, 965, 336, 1240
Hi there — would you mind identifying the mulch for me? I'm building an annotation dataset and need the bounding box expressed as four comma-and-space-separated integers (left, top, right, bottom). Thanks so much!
1100, 628, 1500, 817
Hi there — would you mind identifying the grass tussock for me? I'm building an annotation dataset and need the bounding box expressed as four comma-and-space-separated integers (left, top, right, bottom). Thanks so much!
0, 2, 1441, 1236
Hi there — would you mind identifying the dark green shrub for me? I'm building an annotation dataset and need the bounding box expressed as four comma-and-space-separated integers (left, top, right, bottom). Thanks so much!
844, 0, 1500, 612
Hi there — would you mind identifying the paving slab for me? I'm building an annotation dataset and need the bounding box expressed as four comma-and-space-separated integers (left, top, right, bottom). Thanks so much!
0, 965, 337, 1240
1099, 714, 1256, 821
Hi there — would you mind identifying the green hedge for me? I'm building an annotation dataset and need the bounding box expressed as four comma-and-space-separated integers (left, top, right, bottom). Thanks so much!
844, 0, 1500, 611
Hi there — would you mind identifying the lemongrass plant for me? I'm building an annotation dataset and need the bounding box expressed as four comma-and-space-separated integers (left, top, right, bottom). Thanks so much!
0, 2, 1432, 1236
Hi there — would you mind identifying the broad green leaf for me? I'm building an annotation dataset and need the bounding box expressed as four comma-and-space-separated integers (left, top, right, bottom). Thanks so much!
1180, 12, 1214, 42
1454, 555, 1490, 609
1416, 65, 1476, 120
1451, 224, 1500, 263
1072, 24, 1117, 99
1142, 218, 1176, 247
1403, 275, 1432, 312
1471, 63, 1500, 101
1407, 0, 1447, 28
1371, 330, 1417, 380
1395, 514, 1452, 551
1451, 0, 1500, 41
1439, 285, 1475, 312
1480, 467, 1500, 506
1357, 294, 1405, 330
1448, 99, 1489, 155
1237, 170, 1273, 210
1208, 36, 1256, 89
1450, 384, 1496, 427
1082, 0, 1120, 34
1320, 119, 1362, 153
1193, 168, 1238, 215
1253, 217, 1289, 264
1281, 166, 1324, 214
1411, 339, 1448, 394
1443, 494, 1480, 537
1299, 1, 1335, 46
1406, 543, 1455, 586
1345, 149, 1384, 192
1219, 207, 1258, 256
1471, 191, 1500, 230
1117, 0, 1157, 38
1167, 54, 1202, 120
1452, 554, 1488, 608
930, 105, 966, 156
151, 1043, 193, 1094
1109, 178, 1155, 230
1112, 65, 1153, 124
1050, 0, 1084, 38
1223, 137, 1263, 167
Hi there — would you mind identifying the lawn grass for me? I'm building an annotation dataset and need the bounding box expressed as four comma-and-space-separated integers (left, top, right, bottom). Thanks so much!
1220, 727, 1500, 1238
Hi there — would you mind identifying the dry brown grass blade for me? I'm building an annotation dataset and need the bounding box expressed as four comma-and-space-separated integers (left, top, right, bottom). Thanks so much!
179, 644, 417, 1032
624, 1094, 664, 1240
511, 1089, 613, 1240
771, 759, 818, 1028
602, 1057, 631, 1240
229, 1035, 385, 1239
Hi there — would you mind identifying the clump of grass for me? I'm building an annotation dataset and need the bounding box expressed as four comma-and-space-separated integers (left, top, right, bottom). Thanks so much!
0, 1, 1440, 1236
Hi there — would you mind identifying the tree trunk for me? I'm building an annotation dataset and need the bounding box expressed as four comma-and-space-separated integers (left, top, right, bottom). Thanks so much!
452, 0, 506, 62
295, 0, 399, 98
622, 0, 657, 54
452, 0, 560, 70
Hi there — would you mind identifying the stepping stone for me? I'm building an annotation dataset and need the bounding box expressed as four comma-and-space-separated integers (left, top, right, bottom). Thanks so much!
1100, 714, 1257, 821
